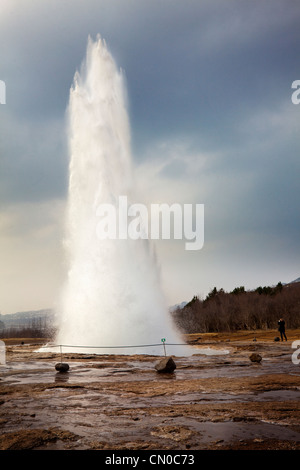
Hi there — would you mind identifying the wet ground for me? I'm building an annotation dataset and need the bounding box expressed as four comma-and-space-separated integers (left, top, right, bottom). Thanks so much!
0, 330, 300, 450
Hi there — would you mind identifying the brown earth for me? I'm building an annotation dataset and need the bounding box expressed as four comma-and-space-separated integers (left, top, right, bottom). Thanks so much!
0, 329, 300, 451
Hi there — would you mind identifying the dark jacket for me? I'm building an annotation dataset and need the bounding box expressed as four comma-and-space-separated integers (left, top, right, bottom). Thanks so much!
278, 320, 285, 332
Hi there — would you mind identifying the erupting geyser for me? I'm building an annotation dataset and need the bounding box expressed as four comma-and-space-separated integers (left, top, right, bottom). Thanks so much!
55, 36, 188, 355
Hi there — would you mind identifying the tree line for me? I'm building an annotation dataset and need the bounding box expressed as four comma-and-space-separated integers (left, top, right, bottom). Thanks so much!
171, 282, 300, 333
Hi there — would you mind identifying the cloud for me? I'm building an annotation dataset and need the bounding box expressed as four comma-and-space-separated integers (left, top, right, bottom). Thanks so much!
0, 0, 299, 311
0, 199, 66, 314
0, 112, 68, 206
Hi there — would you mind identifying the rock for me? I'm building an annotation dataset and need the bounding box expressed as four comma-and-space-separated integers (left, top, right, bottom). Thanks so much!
151, 425, 193, 442
249, 353, 262, 363
155, 356, 176, 373
55, 362, 69, 372
274, 337, 280, 342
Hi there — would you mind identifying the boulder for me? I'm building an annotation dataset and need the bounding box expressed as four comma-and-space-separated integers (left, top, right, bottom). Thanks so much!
274, 337, 280, 342
55, 362, 69, 372
249, 353, 262, 363
155, 356, 176, 373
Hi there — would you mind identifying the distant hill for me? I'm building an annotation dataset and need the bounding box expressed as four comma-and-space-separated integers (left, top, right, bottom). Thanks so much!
0, 309, 54, 329
169, 301, 188, 312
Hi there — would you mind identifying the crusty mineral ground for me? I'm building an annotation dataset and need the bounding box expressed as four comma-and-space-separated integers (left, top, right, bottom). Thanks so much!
0, 330, 300, 450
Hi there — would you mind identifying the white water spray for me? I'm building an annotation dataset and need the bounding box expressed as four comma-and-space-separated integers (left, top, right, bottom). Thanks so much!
55, 36, 188, 355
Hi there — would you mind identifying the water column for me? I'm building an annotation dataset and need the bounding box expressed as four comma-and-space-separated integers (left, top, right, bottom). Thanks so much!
55, 36, 187, 355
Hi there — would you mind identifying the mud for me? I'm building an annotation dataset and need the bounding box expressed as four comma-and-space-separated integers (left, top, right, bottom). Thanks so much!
0, 330, 300, 450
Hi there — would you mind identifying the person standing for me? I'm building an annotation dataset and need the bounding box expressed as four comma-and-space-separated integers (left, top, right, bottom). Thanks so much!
278, 318, 287, 341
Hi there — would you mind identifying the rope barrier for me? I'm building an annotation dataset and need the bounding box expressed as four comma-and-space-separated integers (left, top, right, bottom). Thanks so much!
40, 341, 189, 360
40, 342, 188, 349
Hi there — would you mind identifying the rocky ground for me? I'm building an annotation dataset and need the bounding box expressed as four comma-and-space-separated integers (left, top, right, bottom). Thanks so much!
0, 329, 300, 451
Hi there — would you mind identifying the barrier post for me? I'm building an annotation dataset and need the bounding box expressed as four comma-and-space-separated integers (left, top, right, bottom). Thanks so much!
161, 338, 166, 356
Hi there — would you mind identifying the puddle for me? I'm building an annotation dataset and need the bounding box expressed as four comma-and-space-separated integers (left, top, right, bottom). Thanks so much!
1, 354, 299, 386
170, 388, 300, 405
178, 419, 300, 445
254, 389, 300, 401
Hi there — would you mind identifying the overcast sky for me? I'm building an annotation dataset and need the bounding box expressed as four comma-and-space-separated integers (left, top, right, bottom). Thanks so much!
0, 0, 299, 314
